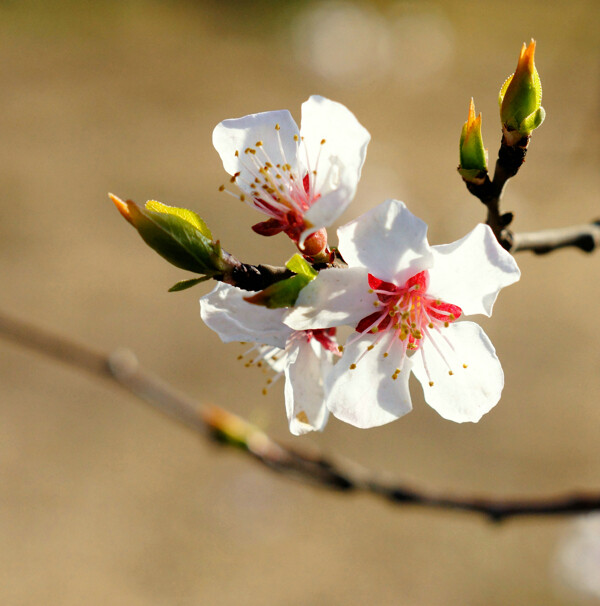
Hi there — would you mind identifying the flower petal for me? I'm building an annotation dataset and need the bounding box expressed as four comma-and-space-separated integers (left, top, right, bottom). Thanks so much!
200, 283, 292, 348
212, 109, 299, 194
337, 199, 433, 283
412, 321, 504, 423
284, 266, 375, 331
326, 331, 413, 428
284, 338, 331, 435
427, 223, 520, 317
301, 95, 370, 230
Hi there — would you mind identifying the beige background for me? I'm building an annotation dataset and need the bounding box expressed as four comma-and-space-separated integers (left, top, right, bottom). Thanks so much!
1, 1, 599, 604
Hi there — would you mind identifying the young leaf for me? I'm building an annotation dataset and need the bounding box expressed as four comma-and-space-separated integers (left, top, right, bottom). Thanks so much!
168, 276, 212, 292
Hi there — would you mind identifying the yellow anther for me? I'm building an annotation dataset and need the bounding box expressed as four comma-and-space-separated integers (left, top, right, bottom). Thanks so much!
296, 411, 309, 424
320, 138, 326, 145
367, 345, 374, 351
237, 355, 243, 360
257, 362, 262, 367
392, 305, 399, 311
350, 363, 357, 370
373, 301, 380, 307
244, 147, 251, 154
450, 313, 455, 320
395, 368, 401, 374
429, 381, 434, 387
234, 150, 239, 157
435, 300, 441, 305
463, 363, 468, 369
338, 345, 344, 352
275, 174, 282, 179
393, 323, 399, 330
239, 194, 245, 202
293, 134, 299, 141
262, 388, 267, 395
392, 375, 398, 381
312, 169, 317, 175
275, 123, 280, 130
448, 370, 454, 376
218, 185, 225, 192
368, 288, 374, 293
256, 141, 263, 147
371, 327, 379, 333
266, 379, 272, 385
428, 322, 434, 329
265, 162, 272, 168
383, 352, 389, 358
444, 321, 449, 327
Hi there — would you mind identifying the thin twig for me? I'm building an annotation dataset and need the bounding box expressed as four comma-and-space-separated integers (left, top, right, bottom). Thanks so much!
512, 220, 600, 254
1, 310, 600, 522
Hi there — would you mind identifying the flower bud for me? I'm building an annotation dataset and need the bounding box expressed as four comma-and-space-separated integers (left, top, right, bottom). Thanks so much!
499, 39, 545, 142
458, 98, 488, 183
109, 193, 230, 278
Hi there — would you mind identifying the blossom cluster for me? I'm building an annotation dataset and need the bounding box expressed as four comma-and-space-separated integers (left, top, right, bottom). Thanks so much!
201, 96, 521, 435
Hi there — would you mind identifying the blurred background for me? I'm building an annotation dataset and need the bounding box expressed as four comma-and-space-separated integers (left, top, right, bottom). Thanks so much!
1, 0, 599, 604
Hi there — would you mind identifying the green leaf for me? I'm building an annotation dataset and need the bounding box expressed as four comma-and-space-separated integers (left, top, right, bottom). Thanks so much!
168, 276, 212, 292
285, 254, 318, 279
519, 106, 545, 135
244, 274, 313, 309
145, 200, 212, 239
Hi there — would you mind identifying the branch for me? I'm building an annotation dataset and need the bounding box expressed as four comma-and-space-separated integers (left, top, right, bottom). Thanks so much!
2, 309, 600, 523
512, 220, 600, 255
463, 133, 530, 248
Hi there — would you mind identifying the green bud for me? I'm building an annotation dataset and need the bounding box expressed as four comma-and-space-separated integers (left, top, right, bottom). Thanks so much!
458, 98, 488, 183
499, 39, 545, 141
109, 194, 230, 277
244, 254, 317, 309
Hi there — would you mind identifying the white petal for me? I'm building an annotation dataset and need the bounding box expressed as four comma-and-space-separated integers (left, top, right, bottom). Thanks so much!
300, 96, 370, 230
212, 109, 299, 194
412, 321, 504, 423
326, 331, 413, 428
428, 223, 521, 317
284, 338, 330, 435
337, 199, 433, 283
199, 283, 292, 348
284, 266, 375, 331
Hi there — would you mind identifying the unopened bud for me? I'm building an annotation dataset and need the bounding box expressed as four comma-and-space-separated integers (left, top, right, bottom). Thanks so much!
499, 39, 545, 143
458, 98, 488, 183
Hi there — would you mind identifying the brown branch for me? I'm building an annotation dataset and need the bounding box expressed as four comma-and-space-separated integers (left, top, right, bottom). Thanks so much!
462, 133, 531, 249
512, 220, 600, 255
2, 310, 600, 522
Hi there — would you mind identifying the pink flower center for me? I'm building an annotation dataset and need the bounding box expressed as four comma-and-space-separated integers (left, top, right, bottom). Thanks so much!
219, 126, 329, 230
306, 328, 340, 356
356, 271, 462, 347
349, 271, 462, 383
